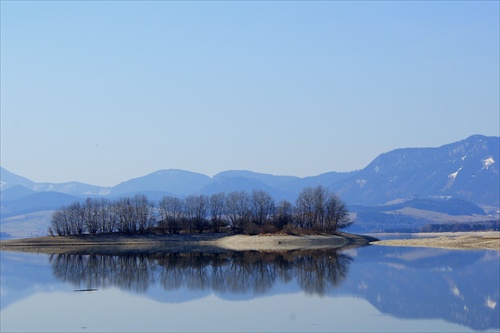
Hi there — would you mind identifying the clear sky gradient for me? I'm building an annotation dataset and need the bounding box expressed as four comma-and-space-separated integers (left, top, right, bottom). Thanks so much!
1, 1, 499, 186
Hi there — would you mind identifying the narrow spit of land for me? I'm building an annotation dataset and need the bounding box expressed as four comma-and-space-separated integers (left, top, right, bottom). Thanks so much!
371, 231, 500, 250
0, 232, 378, 254
2, 231, 498, 254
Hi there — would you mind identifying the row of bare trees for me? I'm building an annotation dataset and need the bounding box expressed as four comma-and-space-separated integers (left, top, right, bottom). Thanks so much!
49, 186, 352, 236
49, 195, 155, 236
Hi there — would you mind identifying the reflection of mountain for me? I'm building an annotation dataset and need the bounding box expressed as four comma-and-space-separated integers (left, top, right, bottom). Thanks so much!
46, 246, 500, 330
0, 252, 57, 309
1, 246, 498, 331
338, 246, 500, 331
50, 247, 500, 331
49, 250, 352, 297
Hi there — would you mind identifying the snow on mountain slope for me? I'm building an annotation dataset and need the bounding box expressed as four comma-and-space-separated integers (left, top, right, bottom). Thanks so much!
335, 135, 499, 207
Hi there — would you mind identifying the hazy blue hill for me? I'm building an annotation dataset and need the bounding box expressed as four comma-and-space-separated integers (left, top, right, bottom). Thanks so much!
0, 191, 81, 217
213, 170, 299, 188
1, 135, 500, 222
0, 167, 35, 189
111, 169, 212, 196
335, 135, 499, 206
351, 197, 486, 216
348, 197, 489, 233
200, 175, 294, 201
32, 182, 110, 197
109, 190, 176, 202
206, 170, 353, 201
0, 185, 35, 201
393, 198, 485, 215
281, 171, 354, 193
0, 167, 108, 198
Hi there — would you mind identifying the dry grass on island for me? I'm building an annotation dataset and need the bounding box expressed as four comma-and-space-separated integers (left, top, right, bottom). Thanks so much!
0, 232, 377, 254
371, 231, 500, 250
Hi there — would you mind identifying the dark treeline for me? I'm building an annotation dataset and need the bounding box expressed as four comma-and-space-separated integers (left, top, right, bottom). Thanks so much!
420, 221, 500, 233
49, 186, 352, 236
50, 249, 353, 296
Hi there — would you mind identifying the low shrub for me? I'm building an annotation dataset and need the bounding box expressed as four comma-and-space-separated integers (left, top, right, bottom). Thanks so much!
242, 222, 260, 235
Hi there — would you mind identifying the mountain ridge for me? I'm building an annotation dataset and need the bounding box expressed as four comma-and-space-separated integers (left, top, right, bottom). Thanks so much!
1, 134, 498, 215
334, 134, 499, 207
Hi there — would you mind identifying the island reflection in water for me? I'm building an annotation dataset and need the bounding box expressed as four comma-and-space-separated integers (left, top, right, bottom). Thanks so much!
50, 249, 352, 296
45, 246, 499, 331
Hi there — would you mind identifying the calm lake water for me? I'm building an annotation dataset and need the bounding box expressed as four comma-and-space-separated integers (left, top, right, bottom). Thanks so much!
1, 244, 499, 332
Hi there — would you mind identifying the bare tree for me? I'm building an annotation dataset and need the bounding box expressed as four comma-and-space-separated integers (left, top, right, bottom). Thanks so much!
184, 194, 209, 233
50, 199, 114, 236
112, 195, 155, 233
295, 187, 315, 228
295, 186, 351, 232
67, 202, 85, 235
159, 196, 184, 234
114, 197, 136, 233
96, 198, 116, 234
132, 194, 156, 233
250, 190, 275, 226
274, 199, 293, 229
325, 193, 352, 232
225, 191, 251, 232
83, 198, 100, 235
210, 192, 226, 232
312, 186, 328, 229
50, 209, 70, 236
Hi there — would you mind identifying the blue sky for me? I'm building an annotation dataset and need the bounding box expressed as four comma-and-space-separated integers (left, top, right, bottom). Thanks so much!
1, 1, 499, 186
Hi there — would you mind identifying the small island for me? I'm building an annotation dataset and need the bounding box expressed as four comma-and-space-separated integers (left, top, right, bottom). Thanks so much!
2, 186, 497, 253
0, 232, 378, 254
1, 186, 378, 254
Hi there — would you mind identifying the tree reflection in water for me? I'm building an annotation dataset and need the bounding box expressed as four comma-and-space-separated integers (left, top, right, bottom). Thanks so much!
50, 249, 353, 296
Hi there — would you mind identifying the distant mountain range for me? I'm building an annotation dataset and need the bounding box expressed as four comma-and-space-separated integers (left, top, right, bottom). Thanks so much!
1, 134, 498, 236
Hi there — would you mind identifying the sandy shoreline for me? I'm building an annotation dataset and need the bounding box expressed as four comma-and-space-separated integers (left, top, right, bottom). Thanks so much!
200, 232, 375, 251
1, 231, 498, 253
0, 232, 377, 254
371, 231, 500, 250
